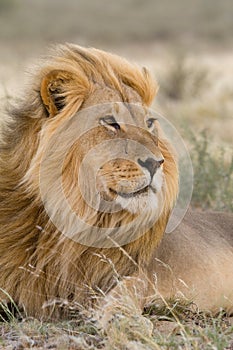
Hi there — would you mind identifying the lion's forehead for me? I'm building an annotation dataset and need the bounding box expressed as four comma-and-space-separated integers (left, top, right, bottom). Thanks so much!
116, 104, 149, 127
81, 84, 146, 123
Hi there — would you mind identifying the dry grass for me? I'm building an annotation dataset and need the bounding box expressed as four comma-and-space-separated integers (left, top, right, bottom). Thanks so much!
0, 298, 233, 349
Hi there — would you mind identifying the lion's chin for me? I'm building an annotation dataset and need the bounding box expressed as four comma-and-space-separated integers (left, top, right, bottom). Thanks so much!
115, 187, 160, 215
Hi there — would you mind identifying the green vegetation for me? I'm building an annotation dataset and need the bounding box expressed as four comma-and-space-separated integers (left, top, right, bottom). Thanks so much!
189, 130, 233, 212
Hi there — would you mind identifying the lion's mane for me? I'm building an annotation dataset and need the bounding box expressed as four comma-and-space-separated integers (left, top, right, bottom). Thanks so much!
0, 44, 178, 318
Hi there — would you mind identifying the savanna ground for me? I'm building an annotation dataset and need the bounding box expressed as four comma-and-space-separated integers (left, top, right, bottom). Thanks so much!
0, 0, 233, 348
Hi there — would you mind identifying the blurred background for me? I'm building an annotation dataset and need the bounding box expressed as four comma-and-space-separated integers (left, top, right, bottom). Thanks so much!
0, 0, 232, 211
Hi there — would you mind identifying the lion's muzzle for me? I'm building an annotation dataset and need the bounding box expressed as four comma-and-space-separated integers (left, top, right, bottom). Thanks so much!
96, 156, 164, 214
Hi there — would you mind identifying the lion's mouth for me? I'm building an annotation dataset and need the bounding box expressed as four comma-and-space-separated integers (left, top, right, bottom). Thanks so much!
109, 185, 156, 199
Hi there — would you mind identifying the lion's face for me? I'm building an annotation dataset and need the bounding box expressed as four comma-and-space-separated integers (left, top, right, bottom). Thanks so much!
83, 92, 165, 215
49, 85, 165, 216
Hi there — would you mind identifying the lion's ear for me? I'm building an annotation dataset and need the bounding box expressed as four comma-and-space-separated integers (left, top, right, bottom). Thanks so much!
40, 70, 73, 117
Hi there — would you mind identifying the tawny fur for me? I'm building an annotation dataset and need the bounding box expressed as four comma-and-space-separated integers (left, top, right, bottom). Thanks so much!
152, 210, 233, 314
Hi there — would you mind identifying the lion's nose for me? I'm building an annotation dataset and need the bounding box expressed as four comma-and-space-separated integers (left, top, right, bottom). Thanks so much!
137, 157, 164, 178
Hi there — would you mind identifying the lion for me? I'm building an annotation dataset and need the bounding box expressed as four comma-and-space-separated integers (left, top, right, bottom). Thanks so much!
0, 44, 232, 320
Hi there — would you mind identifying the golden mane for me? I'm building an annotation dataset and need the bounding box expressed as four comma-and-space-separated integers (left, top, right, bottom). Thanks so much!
18, 44, 157, 119
0, 44, 178, 319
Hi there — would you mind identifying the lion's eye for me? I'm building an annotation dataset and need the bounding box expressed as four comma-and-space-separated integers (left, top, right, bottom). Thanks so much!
146, 117, 157, 130
100, 115, 121, 131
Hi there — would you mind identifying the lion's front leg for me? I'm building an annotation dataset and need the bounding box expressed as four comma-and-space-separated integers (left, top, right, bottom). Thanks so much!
96, 271, 153, 333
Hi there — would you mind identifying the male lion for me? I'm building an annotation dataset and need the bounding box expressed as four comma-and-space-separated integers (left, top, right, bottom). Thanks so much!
0, 44, 232, 320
